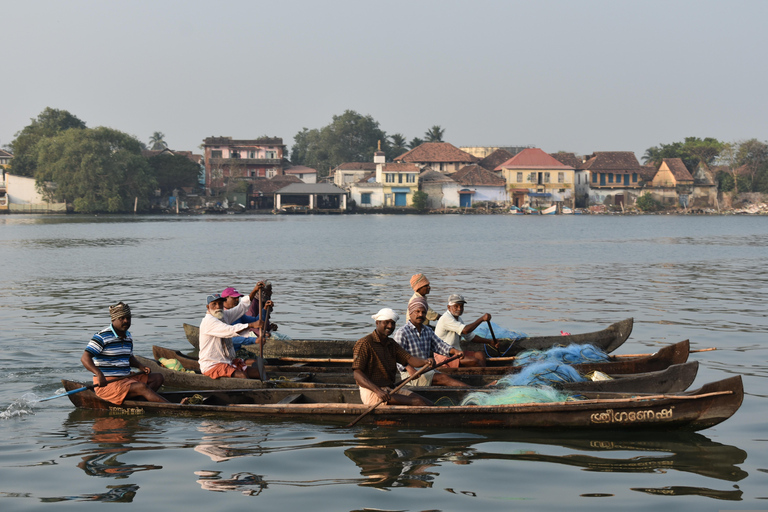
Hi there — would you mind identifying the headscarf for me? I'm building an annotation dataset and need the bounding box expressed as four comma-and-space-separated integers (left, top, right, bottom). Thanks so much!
109, 302, 131, 321
372, 308, 399, 322
410, 273, 429, 291
408, 297, 428, 314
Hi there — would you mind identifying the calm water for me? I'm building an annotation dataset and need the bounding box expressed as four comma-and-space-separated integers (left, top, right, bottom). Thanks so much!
0, 213, 766, 511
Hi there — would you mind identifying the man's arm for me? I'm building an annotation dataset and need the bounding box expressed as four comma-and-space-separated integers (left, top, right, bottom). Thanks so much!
80, 351, 107, 387
353, 369, 390, 402
129, 355, 151, 374
461, 313, 491, 335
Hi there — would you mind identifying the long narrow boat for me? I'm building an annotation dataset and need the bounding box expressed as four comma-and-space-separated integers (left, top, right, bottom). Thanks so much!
145, 345, 699, 393
156, 338, 690, 378
61, 375, 743, 431
182, 318, 634, 357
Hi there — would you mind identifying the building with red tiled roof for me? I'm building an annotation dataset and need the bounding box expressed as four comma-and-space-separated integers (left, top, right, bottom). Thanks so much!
478, 149, 516, 173
496, 148, 576, 208
394, 142, 477, 174
283, 164, 317, 184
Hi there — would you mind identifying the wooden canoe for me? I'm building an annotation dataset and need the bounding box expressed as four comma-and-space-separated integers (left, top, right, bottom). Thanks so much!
146, 345, 699, 393
156, 338, 690, 378
61, 375, 742, 431
182, 317, 634, 357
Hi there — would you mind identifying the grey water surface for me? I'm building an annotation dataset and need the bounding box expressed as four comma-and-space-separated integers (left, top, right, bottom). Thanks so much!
0, 213, 766, 511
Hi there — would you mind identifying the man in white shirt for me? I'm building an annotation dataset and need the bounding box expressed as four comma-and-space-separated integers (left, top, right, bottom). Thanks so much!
434, 294, 498, 368
198, 291, 265, 379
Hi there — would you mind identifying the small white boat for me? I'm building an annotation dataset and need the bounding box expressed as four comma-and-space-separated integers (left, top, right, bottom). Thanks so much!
541, 205, 557, 215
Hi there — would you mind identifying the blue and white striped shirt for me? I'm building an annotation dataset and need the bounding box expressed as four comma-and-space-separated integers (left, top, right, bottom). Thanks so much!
85, 325, 133, 377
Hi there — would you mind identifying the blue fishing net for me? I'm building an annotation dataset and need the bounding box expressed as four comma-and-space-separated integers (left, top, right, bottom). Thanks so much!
473, 321, 527, 341
496, 362, 587, 387
460, 385, 576, 406
512, 343, 610, 367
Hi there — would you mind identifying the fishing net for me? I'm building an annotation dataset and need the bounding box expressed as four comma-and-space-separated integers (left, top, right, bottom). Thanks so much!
158, 357, 196, 373
512, 344, 610, 367
495, 362, 587, 387
474, 321, 527, 341
460, 385, 576, 406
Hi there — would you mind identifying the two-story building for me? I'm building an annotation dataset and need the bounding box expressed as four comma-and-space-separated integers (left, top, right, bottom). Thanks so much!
349, 149, 420, 207
496, 148, 576, 208
202, 136, 285, 194
451, 164, 507, 206
580, 151, 644, 207
332, 162, 377, 190
394, 142, 477, 174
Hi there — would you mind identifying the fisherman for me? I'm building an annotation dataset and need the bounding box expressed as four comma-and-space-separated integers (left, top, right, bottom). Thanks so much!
407, 273, 439, 327
220, 283, 275, 348
80, 302, 168, 404
434, 294, 499, 368
352, 308, 435, 406
198, 292, 266, 379
393, 298, 468, 387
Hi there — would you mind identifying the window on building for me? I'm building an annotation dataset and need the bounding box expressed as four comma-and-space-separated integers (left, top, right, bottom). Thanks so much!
266, 151, 276, 159
266, 169, 276, 178
211, 150, 222, 159
398, 174, 403, 183
632, 173, 638, 182
361, 193, 371, 205
249, 151, 255, 159
608, 174, 613, 183
406, 174, 415, 183
231, 151, 240, 159
558, 172, 564, 183
385, 173, 395, 183
592, 173, 597, 183
559, 189, 566, 193
544, 172, 551, 183
517, 172, 523, 183
528, 172, 536, 182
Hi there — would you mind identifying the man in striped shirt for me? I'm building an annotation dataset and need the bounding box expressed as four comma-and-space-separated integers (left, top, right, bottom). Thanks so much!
393, 298, 468, 387
81, 302, 167, 404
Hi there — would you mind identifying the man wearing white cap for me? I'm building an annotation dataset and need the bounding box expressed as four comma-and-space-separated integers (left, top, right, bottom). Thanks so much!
435, 294, 498, 368
352, 308, 435, 406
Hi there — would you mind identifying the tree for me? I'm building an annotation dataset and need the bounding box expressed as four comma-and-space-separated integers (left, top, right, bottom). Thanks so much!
411, 190, 428, 211
8, 107, 87, 177
736, 139, 768, 193
147, 154, 201, 195
642, 137, 723, 172
424, 125, 445, 143
636, 193, 663, 212
291, 110, 388, 178
408, 137, 424, 149
388, 133, 408, 160
34, 127, 156, 212
148, 131, 168, 150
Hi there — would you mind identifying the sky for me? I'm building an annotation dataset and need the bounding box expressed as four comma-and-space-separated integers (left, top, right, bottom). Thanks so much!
2, 0, 766, 161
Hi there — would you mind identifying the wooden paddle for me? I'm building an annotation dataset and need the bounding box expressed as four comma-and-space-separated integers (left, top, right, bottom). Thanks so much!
487, 320, 499, 351
256, 297, 272, 382
345, 353, 462, 428
38, 373, 139, 402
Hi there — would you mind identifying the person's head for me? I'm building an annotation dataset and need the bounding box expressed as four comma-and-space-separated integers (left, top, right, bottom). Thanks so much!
221, 287, 243, 309
408, 298, 428, 326
109, 302, 132, 334
410, 274, 430, 296
206, 294, 227, 319
371, 308, 399, 337
447, 294, 466, 317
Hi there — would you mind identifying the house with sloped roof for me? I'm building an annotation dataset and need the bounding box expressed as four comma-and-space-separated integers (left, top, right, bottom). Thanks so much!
202, 136, 286, 194
394, 142, 477, 174
418, 169, 459, 209
349, 172, 384, 208
648, 158, 697, 207
580, 151, 643, 208
451, 164, 507, 207
283, 165, 317, 184
248, 175, 303, 209
478, 149, 516, 174
332, 162, 377, 190
496, 148, 576, 208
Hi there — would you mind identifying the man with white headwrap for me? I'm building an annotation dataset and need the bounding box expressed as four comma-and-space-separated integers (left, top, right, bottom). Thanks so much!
352, 308, 435, 406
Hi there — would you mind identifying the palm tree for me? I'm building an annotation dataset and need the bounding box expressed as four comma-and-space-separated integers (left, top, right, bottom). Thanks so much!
149, 131, 168, 151
389, 133, 407, 156
408, 137, 424, 149
424, 125, 445, 143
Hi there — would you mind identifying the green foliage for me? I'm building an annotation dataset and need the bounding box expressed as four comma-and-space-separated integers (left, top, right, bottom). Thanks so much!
408, 137, 424, 149
148, 154, 200, 195
642, 137, 724, 171
291, 110, 388, 177
411, 190, 428, 211
148, 131, 167, 151
636, 193, 663, 212
388, 133, 408, 160
34, 126, 156, 212
424, 125, 445, 143
8, 107, 87, 177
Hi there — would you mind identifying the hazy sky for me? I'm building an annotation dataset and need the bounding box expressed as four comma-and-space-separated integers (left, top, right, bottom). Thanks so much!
2, 0, 766, 161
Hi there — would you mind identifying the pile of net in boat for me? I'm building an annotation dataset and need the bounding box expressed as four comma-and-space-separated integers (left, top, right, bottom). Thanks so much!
460, 385, 578, 406
512, 343, 610, 367
158, 357, 196, 373
473, 321, 527, 341
496, 362, 587, 387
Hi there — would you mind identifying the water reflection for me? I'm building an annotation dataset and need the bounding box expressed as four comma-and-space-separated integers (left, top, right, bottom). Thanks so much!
193, 421, 268, 462
39, 484, 139, 503
631, 486, 743, 500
